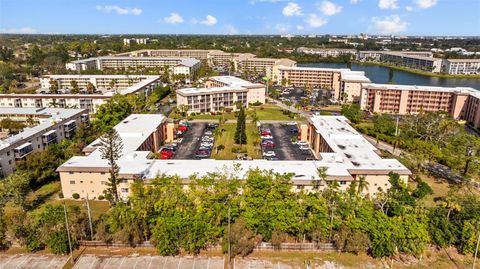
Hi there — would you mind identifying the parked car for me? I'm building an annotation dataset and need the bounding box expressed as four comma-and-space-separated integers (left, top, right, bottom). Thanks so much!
299, 144, 310, 151
297, 141, 309, 146
204, 130, 213, 136
261, 130, 272, 136
200, 142, 214, 148
261, 135, 273, 140
262, 151, 276, 157
262, 141, 275, 149
207, 123, 219, 129
178, 125, 188, 132
195, 149, 210, 158
160, 150, 174, 159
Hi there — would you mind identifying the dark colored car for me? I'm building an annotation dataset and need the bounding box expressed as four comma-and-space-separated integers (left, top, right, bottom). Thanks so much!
195, 149, 210, 158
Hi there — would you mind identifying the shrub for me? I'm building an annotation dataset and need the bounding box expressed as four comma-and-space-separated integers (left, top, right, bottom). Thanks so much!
72, 193, 80, 199
98, 195, 105, 200
58, 192, 64, 199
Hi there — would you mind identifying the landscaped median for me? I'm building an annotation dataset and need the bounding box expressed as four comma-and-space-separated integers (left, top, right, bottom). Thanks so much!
211, 122, 261, 160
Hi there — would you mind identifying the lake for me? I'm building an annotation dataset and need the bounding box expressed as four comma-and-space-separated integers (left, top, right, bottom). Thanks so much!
299, 62, 480, 90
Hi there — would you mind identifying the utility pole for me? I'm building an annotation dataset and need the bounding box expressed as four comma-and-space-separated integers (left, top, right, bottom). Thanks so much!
228, 205, 231, 266
85, 195, 94, 240
473, 225, 480, 269
63, 203, 74, 264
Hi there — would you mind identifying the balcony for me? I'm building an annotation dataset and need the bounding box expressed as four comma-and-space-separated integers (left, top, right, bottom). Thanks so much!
14, 143, 33, 159
42, 130, 57, 145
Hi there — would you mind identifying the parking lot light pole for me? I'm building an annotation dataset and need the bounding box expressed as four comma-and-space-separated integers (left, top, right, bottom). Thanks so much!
85, 195, 94, 240
63, 202, 74, 264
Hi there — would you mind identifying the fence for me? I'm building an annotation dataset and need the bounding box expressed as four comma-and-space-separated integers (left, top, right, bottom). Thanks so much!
80, 240, 336, 252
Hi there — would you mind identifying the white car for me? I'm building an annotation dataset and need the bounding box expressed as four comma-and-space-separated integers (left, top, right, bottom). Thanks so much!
263, 151, 276, 157
297, 141, 309, 146
261, 135, 273, 140
201, 142, 214, 148
299, 145, 310, 151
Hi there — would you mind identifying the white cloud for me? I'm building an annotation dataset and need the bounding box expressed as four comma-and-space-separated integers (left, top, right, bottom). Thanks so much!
225, 24, 239, 35
0, 27, 37, 34
199, 15, 217, 26
164, 13, 184, 24
296, 25, 304, 30
305, 14, 328, 28
378, 0, 398, 9
405, 6, 413, 11
350, 0, 360, 4
371, 15, 407, 34
320, 1, 342, 16
282, 2, 302, 17
96, 5, 142, 15
275, 23, 291, 33
415, 0, 438, 9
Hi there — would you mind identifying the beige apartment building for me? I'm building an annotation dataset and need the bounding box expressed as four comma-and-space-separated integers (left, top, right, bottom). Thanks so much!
297, 47, 356, 57
442, 59, 480, 75
57, 114, 411, 200
2, 75, 161, 113
0, 108, 88, 177
176, 76, 266, 113
57, 114, 171, 199
360, 83, 480, 129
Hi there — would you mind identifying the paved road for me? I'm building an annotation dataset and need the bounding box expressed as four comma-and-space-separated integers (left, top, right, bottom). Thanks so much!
173, 123, 206, 159
363, 135, 403, 156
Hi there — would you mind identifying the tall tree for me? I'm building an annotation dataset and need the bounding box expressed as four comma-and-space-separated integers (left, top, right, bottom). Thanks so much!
70, 80, 79, 94
99, 129, 124, 203
234, 106, 247, 145
48, 79, 59, 94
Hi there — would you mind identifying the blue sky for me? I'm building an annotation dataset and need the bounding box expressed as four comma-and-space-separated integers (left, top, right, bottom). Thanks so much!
0, 0, 479, 36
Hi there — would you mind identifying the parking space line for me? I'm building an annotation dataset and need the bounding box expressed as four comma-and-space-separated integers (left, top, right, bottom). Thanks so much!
101, 257, 111, 269
0, 254, 16, 269
192, 257, 195, 269
162, 256, 167, 269
118, 257, 126, 269
207, 257, 210, 269
177, 257, 182, 269
147, 256, 153, 269
14, 255, 29, 269
88, 256, 98, 269
44, 257, 56, 269
132, 256, 139, 269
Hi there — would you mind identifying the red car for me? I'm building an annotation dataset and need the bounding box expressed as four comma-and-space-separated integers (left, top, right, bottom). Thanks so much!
261, 131, 272, 136
160, 150, 174, 159
178, 125, 188, 132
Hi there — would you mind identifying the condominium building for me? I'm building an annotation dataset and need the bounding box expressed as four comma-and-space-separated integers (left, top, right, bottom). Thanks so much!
233, 54, 297, 78
57, 114, 411, 199
360, 83, 480, 129
296, 47, 356, 57
176, 76, 266, 113
442, 59, 480, 75
1, 75, 161, 113
0, 108, 89, 177
356, 51, 433, 61
276, 67, 370, 102
57, 114, 170, 199
302, 116, 411, 194
380, 52, 443, 72
66, 57, 200, 78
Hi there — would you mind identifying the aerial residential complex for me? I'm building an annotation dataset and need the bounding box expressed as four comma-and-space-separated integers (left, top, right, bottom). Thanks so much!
0, 108, 88, 177
360, 84, 480, 129
176, 76, 266, 113
296, 47, 356, 57
0, 75, 161, 113
356, 50, 480, 75
66, 56, 201, 79
57, 114, 410, 199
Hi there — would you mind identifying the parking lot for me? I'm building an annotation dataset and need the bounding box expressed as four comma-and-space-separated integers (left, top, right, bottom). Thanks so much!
173, 122, 207, 159
0, 254, 67, 269
72, 255, 224, 269
261, 123, 314, 161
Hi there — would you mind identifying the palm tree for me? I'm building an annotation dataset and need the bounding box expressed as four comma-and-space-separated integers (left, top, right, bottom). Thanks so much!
315, 167, 328, 190
49, 79, 59, 94
357, 176, 369, 196
86, 82, 96, 94
70, 80, 79, 94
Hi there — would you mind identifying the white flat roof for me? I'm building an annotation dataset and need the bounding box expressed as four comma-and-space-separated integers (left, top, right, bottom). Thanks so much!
363, 83, 480, 98
309, 116, 410, 172
177, 86, 247, 95
0, 108, 86, 151
209, 76, 260, 87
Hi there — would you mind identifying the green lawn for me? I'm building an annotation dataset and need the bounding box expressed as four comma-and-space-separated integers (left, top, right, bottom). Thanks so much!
211, 123, 261, 160
171, 104, 303, 122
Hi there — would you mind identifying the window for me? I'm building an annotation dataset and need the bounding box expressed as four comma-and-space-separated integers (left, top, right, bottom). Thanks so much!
69, 172, 74, 175
69, 180, 75, 184
101, 181, 106, 185
121, 188, 129, 193
296, 185, 304, 190
80, 181, 83, 183
101, 172, 105, 175
340, 181, 347, 185
120, 179, 128, 184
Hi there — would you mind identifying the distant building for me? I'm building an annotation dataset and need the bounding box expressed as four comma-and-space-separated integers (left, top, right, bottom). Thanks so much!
176, 76, 266, 113
442, 59, 480, 75
0, 108, 89, 177
360, 83, 480, 129
296, 47, 356, 58
0, 75, 161, 113
123, 38, 149, 46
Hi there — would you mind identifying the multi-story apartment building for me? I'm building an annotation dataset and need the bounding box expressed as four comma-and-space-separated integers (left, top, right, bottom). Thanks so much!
380, 52, 443, 72
296, 47, 356, 57
275, 67, 370, 103
301, 116, 411, 194
0, 108, 89, 177
356, 51, 433, 61
176, 76, 266, 113
233, 54, 296, 78
360, 83, 480, 129
57, 114, 411, 199
442, 59, 480, 75
57, 114, 170, 199
66, 57, 200, 78
1, 75, 161, 113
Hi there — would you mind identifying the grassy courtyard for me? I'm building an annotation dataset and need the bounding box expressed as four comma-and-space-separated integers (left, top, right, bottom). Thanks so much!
170, 104, 304, 122
211, 122, 262, 160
